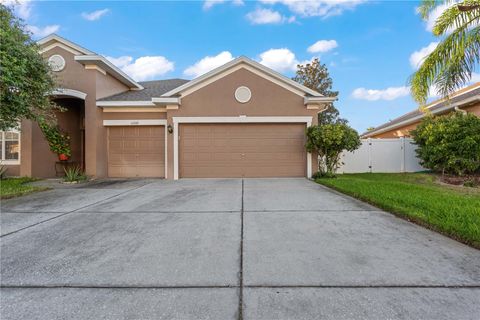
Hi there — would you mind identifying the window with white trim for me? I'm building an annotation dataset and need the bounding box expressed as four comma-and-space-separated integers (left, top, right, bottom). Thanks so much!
1, 130, 20, 164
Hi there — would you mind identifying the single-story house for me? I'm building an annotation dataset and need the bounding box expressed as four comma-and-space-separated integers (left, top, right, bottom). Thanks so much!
1, 34, 334, 179
363, 83, 480, 138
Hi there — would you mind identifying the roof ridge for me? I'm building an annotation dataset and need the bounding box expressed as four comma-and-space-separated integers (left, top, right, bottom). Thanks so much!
139, 78, 189, 83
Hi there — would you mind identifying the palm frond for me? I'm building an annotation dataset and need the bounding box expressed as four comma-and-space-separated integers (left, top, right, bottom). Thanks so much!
410, 25, 480, 103
433, 0, 480, 36
418, 0, 454, 19
434, 26, 480, 96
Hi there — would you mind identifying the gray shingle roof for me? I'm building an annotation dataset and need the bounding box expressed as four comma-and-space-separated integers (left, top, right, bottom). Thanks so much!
99, 79, 190, 101
362, 86, 480, 137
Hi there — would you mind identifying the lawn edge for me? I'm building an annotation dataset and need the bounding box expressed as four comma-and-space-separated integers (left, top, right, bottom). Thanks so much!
315, 179, 480, 250
0, 187, 51, 200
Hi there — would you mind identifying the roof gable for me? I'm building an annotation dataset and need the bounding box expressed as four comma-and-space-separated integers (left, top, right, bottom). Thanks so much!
38, 34, 95, 55
38, 34, 142, 90
162, 56, 322, 98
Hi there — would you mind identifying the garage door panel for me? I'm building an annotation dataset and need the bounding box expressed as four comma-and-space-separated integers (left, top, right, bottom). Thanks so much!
108, 140, 123, 150
182, 165, 244, 178
179, 123, 306, 178
135, 166, 164, 177
109, 128, 124, 137
108, 126, 165, 178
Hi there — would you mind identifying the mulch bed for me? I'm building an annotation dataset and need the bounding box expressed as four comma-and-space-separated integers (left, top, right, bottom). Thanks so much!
439, 174, 480, 187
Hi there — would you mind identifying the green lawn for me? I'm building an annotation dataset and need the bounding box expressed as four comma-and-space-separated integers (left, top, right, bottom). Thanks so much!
316, 173, 480, 248
0, 177, 49, 199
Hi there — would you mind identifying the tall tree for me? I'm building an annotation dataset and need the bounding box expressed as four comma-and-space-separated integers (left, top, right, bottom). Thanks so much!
410, 0, 480, 104
292, 58, 346, 125
0, 4, 58, 131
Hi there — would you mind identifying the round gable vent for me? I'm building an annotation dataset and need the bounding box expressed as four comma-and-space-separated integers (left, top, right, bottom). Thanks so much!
48, 54, 66, 72
235, 86, 251, 103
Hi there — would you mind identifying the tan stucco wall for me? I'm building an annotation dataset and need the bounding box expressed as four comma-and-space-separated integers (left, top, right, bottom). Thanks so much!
463, 102, 480, 116
17, 45, 131, 178
103, 112, 167, 120
2, 165, 20, 176
31, 121, 58, 177
371, 122, 420, 138
95, 71, 130, 100
369, 101, 480, 138
165, 68, 319, 179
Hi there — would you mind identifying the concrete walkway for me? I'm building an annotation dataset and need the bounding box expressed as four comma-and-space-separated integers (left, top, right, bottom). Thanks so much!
1, 178, 479, 319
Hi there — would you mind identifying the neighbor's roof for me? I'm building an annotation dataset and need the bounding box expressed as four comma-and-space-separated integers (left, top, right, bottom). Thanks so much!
362, 83, 480, 137
99, 79, 190, 101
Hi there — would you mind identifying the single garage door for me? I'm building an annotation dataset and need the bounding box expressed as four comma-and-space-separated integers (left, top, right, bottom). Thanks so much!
180, 123, 306, 178
108, 126, 165, 178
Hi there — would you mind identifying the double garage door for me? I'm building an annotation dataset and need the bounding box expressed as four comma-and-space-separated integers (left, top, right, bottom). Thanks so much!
108, 123, 306, 178
179, 123, 306, 178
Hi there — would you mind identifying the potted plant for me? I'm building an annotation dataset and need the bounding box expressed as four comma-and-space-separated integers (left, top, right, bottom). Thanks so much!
39, 122, 71, 161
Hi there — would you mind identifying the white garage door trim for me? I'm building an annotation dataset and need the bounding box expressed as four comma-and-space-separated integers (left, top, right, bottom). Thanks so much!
172, 116, 313, 180
103, 119, 168, 179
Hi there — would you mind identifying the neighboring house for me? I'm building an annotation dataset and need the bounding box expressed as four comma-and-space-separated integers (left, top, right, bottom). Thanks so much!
363, 82, 480, 139
1, 34, 334, 179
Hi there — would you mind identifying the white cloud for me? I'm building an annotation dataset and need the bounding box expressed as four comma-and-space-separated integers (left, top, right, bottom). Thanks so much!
260, 0, 366, 18
258, 48, 299, 72
106, 55, 174, 81
26, 25, 60, 38
106, 56, 133, 68
1, 0, 32, 19
307, 40, 338, 53
352, 86, 410, 101
246, 8, 295, 25
184, 51, 234, 78
81, 8, 110, 21
2, 0, 61, 39
409, 42, 438, 69
203, 0, 244, 10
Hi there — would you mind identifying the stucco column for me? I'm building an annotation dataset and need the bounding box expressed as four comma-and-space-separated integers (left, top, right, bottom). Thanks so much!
84, 94, 98, 177
166, 110, 176, 180
19, 119, 33, 177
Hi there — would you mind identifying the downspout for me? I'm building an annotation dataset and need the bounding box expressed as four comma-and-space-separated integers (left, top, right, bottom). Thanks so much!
454, 106, 467, 114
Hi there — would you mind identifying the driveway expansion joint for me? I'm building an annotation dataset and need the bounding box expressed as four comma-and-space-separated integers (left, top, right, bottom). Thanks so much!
75, 210, 242, 214
2, 284, 479, 289
238, 178, 245, 320
0, 285, 238, 289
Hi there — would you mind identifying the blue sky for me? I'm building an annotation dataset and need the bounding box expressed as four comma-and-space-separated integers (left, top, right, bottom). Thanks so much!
6, 0, 478, 132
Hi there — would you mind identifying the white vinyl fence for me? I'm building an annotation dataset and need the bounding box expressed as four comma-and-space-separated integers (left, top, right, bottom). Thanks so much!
337, 138, 426, 173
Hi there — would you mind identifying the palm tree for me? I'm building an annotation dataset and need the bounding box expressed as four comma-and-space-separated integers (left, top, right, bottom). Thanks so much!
410, 0, 480, 104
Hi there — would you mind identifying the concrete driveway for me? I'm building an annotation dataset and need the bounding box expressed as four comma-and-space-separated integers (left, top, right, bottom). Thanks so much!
1, 178, 479, 319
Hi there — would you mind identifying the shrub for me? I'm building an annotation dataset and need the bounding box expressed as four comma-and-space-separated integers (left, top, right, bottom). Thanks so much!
63, 166, 87, 182
411, 113, 480, 176
39, 122, 71, 156
306, 123, 361, 178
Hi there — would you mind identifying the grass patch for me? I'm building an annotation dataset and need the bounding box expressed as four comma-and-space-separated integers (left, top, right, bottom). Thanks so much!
316, 173, 480, 248
0, 177, 49, 199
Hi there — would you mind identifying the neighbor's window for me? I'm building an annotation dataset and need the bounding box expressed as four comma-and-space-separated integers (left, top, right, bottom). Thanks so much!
1, 130, 20, 163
